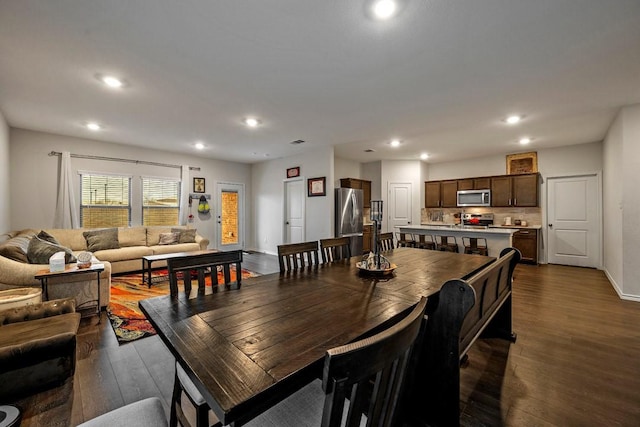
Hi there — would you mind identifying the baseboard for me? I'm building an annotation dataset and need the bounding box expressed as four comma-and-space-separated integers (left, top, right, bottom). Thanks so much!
603, 268, 640, 302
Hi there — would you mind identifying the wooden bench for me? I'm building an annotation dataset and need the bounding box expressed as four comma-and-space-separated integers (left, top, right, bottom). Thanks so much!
411, 247, 521, 426
166, 250, 243, 298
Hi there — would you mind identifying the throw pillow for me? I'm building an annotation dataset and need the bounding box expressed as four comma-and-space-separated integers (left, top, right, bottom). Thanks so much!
27, 231, 76, 264
83, 228, 120, 252
0, 234, 34, 263
171, 228, 197, 244
158, 232, 179, 245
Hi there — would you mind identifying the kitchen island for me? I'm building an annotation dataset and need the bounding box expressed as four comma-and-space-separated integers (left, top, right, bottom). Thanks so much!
398, 224, 518, 257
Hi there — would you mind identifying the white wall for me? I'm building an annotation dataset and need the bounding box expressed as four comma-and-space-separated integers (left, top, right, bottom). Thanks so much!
621, 106, 640, 299
334, 157, 361, 188
362, 161, 382, 200
0, 110, 9, 233
9, 128, 252, 249
251, 146, 334, 254
603, 112, 624, 296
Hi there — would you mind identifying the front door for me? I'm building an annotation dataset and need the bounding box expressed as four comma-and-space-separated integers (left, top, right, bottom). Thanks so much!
547, 174, 601, 268
216, 182, 244, 251
284, 179, 305, 244
388, 182, 412, 232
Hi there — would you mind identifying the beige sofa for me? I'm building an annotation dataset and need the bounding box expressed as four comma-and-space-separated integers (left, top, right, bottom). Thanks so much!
0, 226, 209, 308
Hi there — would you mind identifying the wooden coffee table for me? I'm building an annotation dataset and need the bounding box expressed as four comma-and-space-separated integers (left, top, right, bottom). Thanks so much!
142, 250, 218, 287
34, 263, 104, 321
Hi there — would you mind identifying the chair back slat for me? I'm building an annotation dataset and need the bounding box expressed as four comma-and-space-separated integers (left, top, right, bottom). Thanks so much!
377, 232, 394, 252
166, 250, 243, 298
320, 237, 352, 263
321, 297, 428, 427
277, 241, 320, 272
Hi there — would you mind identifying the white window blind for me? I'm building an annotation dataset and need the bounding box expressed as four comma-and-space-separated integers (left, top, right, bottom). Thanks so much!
80, 173, 131, 227
142, 177, 180, 226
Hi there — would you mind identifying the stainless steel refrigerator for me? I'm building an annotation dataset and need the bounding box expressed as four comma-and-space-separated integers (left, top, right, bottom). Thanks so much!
335, 188, 364, 256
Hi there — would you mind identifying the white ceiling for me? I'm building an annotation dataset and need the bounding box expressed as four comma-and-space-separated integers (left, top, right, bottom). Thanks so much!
1, 0, 639, 164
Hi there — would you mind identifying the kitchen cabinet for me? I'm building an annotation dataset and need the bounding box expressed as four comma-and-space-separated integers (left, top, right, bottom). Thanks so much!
340, 178, 372, 208
363, 225, 372, 253
491, 173, 539, 207
457, 177, 491, 190
424, 180, 458, 208
512, 228, 538, 264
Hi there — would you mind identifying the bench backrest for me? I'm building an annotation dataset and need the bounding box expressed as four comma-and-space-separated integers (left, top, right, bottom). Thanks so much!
167, 250, 243, 298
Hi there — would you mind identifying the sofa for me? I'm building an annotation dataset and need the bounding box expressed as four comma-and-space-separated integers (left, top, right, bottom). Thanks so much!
0, 297, 80, 399
0, 226, 209, 308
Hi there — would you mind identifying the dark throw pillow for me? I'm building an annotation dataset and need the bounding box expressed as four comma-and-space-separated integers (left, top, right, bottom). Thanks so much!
158, 232, 179, 245
0, 234, 33, 263
83, 228, 120, 252
171, 228, 197, 244
27, 230, 76, 264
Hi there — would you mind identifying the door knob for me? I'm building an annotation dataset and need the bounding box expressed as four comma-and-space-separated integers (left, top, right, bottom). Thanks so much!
286, 221, 290, 225
548, 224, 553, 228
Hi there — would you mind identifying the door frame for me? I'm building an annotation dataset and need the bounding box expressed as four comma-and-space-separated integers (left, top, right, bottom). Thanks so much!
282, 177, 306, 244
215, 181, 245, 251
545, 171, 602, 269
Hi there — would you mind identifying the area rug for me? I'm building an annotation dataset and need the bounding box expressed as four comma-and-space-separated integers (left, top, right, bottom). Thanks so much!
107, 267, 259, 344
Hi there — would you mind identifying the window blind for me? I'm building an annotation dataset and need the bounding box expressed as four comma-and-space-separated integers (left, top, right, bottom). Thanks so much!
142, 177, 180, 226
80, 173, 131, 227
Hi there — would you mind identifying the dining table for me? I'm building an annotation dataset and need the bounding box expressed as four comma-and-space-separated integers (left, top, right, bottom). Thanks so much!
139, 247, 495, 426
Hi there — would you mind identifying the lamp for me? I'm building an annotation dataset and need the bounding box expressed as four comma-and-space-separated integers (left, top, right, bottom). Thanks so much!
370, 200, 383, 269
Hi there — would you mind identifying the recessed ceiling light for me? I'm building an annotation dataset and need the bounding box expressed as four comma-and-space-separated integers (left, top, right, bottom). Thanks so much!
372, 0, 398, 20
420, 153, 429, 160
505, 115, 522, 125
519, 137, 532, 145
96, 74, 126, 89
243, 117, 261, 128
390, 139, 401, 147
195, 142, 205, 150
86, 122, 102, 131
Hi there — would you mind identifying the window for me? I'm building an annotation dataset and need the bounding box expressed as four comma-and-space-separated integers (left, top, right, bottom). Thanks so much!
142, 177, 180, 226
80, 173, 131, 227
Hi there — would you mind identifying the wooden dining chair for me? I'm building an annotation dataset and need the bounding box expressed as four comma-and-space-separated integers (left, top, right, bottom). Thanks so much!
245, 297, 428, 427
377, 232, 395, 251
277, 241, 320, 272
413, 233, 436, 250
319, 237, 352, 263
395, 232, 415, 247
166, 250, 243, 298
435, 235, 459, 253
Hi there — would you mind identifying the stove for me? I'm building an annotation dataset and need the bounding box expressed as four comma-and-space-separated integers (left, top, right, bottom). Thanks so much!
462, 213, 494, 226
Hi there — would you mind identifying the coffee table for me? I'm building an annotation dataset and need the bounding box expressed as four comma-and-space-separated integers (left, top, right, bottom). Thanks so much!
142, 250, 218, 288
34, 263, 104, 321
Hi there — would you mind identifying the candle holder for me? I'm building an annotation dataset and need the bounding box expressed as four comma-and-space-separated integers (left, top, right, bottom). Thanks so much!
370, 200, 383, 269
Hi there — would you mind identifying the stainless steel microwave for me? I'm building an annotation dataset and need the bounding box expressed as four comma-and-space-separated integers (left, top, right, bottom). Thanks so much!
457, 189, 491, 207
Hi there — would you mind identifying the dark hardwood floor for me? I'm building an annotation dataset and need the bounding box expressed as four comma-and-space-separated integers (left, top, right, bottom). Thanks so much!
9, 254, 640, 426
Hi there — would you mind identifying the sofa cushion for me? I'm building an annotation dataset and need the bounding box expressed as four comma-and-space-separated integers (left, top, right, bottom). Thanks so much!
146, 226, 174, 246
93, 246, 152, 262
27, 231, 76, 264
83, 228, 120, 252
0, 233, 33, 263
151, 243, 201, 255
172, 228, 197, 243
158, 232, 179, 245
118, 227, 147, 247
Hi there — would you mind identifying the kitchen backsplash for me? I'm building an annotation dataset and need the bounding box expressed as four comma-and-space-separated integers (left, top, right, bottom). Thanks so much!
422, 207, 542, 227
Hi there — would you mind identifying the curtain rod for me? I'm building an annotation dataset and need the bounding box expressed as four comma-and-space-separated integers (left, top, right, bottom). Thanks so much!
48, 151, 200, 171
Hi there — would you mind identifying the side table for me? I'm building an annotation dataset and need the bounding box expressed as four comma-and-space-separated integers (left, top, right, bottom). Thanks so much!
34, 264, 104, 322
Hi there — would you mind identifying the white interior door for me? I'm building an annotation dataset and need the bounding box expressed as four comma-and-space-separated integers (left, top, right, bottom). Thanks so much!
216, 182, 244, 251
547, 174, 601, 268
284, 179, 305, 244
388, 182, 412, 231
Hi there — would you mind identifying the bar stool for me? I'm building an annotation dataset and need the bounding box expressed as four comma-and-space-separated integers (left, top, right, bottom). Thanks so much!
413, 233, 436, 250
436, 235, 459, 253
395, 232, 415, 248
462, 237, 489, 255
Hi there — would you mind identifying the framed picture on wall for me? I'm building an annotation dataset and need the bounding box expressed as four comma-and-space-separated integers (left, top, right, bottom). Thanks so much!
287, 166, 300, 178
308, 177, 326, 197
193, 177, 206, 193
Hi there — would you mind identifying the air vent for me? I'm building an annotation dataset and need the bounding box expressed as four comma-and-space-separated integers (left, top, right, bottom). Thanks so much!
364, 149, 375, 153
290, 139, 305, 145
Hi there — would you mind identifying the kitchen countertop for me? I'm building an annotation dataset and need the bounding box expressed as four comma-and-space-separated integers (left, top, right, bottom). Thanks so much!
420, 222, 542, 230
405, 224, 517, 235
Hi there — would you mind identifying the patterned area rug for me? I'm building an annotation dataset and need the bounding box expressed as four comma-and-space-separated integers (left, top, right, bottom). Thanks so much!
107, 267, 259, 344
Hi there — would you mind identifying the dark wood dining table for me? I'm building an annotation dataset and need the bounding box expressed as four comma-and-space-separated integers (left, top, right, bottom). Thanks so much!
139, 248, 495, 426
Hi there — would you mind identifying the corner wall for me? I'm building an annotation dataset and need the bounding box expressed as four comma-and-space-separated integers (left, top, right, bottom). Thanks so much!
621, 106, 640, 299
0, 110, 9, 233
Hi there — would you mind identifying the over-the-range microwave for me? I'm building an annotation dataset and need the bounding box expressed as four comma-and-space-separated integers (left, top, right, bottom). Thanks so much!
457, 189, 491, 207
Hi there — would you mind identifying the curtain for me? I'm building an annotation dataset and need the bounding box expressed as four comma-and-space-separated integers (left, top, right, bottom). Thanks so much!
53, 151, 79, 228
178, 165, 190, 225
